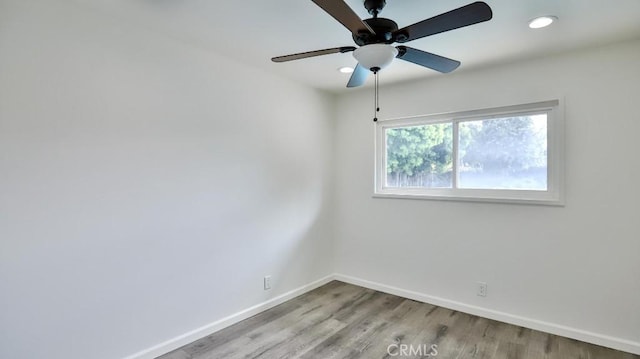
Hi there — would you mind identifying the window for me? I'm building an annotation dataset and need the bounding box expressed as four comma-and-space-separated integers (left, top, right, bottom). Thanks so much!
375, 100, 563, 205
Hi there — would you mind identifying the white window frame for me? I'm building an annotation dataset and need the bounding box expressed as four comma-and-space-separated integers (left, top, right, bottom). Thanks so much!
374, 100, 564, 206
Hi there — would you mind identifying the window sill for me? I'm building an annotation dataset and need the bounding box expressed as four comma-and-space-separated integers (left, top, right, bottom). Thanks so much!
372, 191, 564, 207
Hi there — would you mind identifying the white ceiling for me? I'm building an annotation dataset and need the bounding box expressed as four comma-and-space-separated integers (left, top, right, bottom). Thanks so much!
72, 0, 640, 92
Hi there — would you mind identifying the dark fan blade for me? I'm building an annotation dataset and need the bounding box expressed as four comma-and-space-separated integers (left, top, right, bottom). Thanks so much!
311, 0, 375, 35
396, 46, 460, 73
272, 46, 356, 62
347, 63, 369, 88
393, 2, 492, 43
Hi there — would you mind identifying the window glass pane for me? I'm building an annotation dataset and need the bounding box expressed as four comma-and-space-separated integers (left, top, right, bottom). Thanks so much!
458, 114, 548, 190
385, 123, 453, 188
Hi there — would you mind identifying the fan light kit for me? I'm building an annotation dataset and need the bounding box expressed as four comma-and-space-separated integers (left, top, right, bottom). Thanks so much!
529, 16, 557, 29
272, 0, 493, 120
353, 44, 398, 71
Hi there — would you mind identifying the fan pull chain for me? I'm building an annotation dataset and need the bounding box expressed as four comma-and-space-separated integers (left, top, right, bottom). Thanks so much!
373, 68, 380, 122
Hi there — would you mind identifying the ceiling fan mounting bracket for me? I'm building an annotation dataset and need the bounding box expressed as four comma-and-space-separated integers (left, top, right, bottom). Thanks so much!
364, 0, 386, 17
353, 17, 398, 46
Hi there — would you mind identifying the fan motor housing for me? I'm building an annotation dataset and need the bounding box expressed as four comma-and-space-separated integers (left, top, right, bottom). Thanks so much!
353, 17, 399, 46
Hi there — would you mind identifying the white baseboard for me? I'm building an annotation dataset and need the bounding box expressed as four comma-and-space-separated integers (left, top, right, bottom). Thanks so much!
333, 273, 640, 356
124, 273, 640, 358
122, 274, 335, 359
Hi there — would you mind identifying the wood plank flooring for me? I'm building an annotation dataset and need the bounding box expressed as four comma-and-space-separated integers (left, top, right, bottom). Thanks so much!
158, 281, 638, 359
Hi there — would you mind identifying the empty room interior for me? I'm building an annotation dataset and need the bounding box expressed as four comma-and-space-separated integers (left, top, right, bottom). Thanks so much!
1, 0, 640, 358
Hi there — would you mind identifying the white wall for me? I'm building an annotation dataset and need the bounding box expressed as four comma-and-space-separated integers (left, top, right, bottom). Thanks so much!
334, 40, 640, 350
0, 1, 335, 358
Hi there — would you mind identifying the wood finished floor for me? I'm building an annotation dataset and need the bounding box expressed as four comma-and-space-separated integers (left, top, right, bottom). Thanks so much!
158, 281, 638, 359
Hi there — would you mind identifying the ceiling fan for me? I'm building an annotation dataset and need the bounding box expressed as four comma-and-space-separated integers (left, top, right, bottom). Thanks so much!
272, 0, 493, 88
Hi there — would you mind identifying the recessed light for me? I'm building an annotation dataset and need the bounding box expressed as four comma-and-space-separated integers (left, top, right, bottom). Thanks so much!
529, 16, 557, 29
338, 66, 354, 74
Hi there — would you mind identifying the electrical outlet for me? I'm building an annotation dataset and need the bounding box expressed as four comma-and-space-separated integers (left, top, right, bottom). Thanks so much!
477, 282, 487, 297
264, 276, 272, 290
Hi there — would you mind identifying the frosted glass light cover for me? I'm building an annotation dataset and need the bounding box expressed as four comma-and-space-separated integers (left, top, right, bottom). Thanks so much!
353, 44, 398, 70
